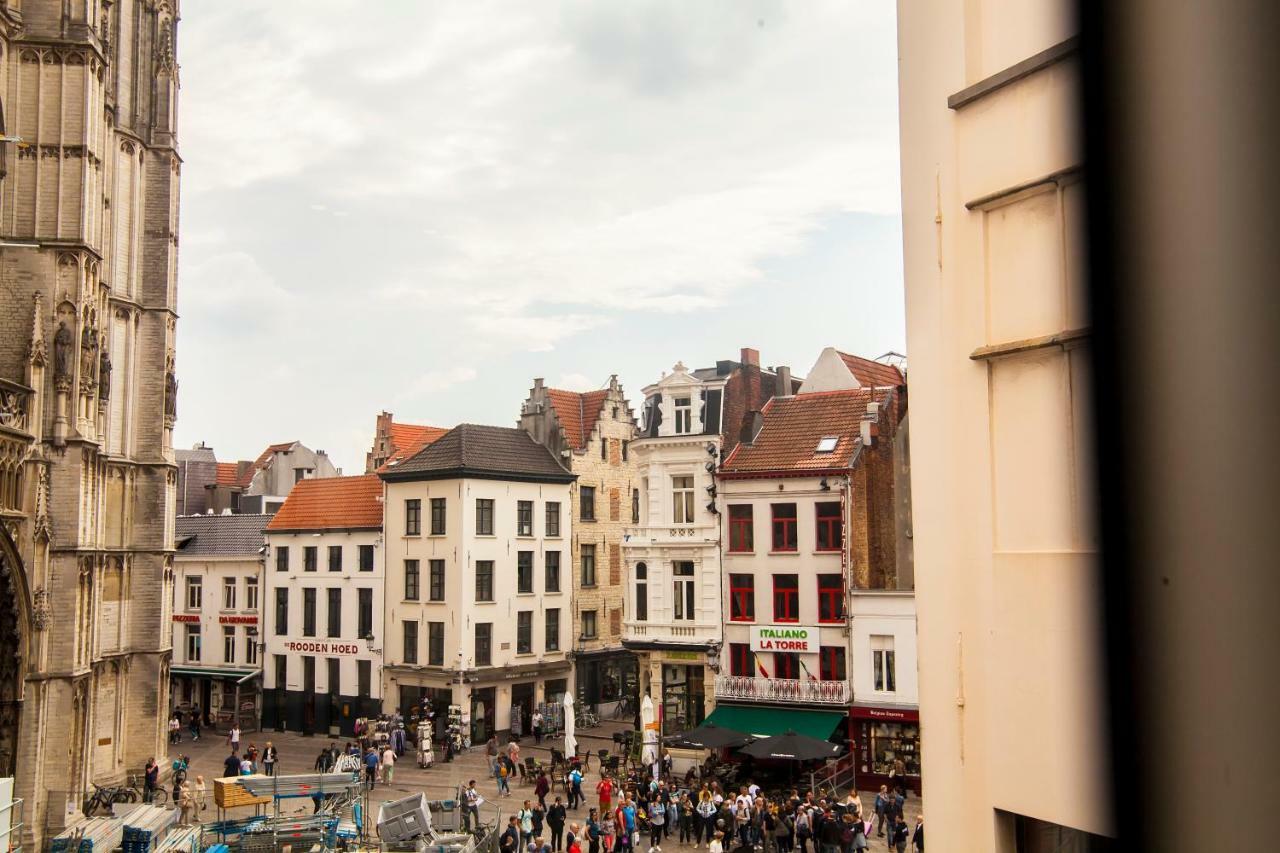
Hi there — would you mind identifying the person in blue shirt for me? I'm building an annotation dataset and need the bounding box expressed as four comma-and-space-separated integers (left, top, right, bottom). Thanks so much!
363, 747, 380, 787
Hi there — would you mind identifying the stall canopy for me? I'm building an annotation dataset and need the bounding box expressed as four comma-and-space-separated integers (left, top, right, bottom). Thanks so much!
702, 705, 845, 741
170, 666, 260, 682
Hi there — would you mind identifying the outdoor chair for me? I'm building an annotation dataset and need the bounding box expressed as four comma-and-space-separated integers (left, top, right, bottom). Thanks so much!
523, 757, 539, 783
550, 748, 566, 775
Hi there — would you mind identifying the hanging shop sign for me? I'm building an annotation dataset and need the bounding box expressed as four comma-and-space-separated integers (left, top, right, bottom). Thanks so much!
750, 625, 818, 654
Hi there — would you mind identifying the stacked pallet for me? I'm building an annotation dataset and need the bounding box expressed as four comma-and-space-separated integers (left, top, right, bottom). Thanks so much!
49, 816, 124, 852
239, 771, 361, 799
121, 805, 176, 852
153, 823, 202, 852
212, 776, 272, 808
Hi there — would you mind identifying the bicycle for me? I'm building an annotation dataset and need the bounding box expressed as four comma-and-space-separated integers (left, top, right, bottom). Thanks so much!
127, 774, 169, 806
84, 782, 140, 816
613, 695, 636, 719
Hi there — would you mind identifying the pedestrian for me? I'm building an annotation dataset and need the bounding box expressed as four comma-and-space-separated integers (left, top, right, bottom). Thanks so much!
228, 724, 241, 754
508, 738, 523, 779
193, 775, 206, 815
532, 709, 545, 744
498, 758, 512, 796
502, 817, 522, 853
519, 800, 536, 847
168, 714, 180, 744
649, 797, 666, 848
890, 816, 909, 853
597, 776, 614, 814
222, 751, 240, 780
873, 787, 888, 838
602, 810, 616, 853
487, 734, 500, 775
188, 709, 201, 741
315, 747, 331, 772
697, 790, 717, 848
364, 746, 380, 787
464, 780, 483, 832
818, 809, 843, 853
263, 742, 278, 777
569, 765, 584, 809
709, 831, 724, 853
549, 797, 568, 851
533, 803, 547, 842
536, 770, 551, 808
143, 758, 159, 804
239, 754, 253, 776
382, 743, 397, 784
911, 815, 923, 852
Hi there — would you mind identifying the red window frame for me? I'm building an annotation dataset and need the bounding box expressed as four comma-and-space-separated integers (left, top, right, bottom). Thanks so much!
815, 501, 843, 551
729, 574, 756, 622
819, 645, 846, 681
771, 503, 798, 552
773, 652, 800, 680
773, 574, 799, 622
729, 643, 752, 677
817, 574, 844, 623
728, 505, 754, 553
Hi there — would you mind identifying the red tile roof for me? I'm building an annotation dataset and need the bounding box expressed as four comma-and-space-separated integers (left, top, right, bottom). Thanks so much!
265, 474, 384, 532
214, 462, 240, 487
239, 441, 298, 487
378, 422, 449, 472
546, 388, 609, 450
837, 352, 905, 388
720, 388, 892, 474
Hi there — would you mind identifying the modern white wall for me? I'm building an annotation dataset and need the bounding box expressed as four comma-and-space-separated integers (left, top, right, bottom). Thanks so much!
849, 592, 918, 707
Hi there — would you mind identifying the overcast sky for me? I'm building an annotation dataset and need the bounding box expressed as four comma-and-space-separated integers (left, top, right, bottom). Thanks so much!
172, 1, 904, 472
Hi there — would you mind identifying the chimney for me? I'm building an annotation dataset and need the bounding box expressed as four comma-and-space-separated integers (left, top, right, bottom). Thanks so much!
776, 366, 792, 397
740, 347, 760, 367
739, 410, 765, 446
860, 419, 872, 446
534, 377, 544, 390
716, 360, 734, 376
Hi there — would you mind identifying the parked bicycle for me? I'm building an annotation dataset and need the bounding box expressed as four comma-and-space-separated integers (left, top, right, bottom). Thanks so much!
83, 782, 151, 816
576, 703, 600, 728
612, 695, 636, 719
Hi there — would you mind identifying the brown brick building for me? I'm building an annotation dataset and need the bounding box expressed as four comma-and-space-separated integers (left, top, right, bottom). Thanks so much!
0, 2, 182, 845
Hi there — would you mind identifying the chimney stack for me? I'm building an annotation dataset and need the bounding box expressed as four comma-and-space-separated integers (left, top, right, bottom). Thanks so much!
740, 409, 765, 446
740, 347, 760, 367
776, 366, 792, 396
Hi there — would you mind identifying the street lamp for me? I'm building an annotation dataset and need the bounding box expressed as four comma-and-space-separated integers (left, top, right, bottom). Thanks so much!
364, 633, 381, 655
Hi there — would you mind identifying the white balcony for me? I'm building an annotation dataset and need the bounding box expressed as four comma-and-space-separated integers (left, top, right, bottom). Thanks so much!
623, 620, 720, 645
714, 674, 851, 706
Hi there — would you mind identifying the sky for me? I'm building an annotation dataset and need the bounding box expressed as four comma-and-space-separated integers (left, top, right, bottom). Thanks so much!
173, 1, 904, 473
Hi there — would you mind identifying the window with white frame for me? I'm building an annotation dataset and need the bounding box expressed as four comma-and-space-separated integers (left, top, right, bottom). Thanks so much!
672, 476, 695, 524
185, 624, 201, 662
245, 629, 259, 665
673, 561, 695, 621
872, 634, 897, 692
223, 576, 236, 610
223, 625, 236, 663
673, 396, 692, 433
186, 576, 202, 610
245, 576, 259, 610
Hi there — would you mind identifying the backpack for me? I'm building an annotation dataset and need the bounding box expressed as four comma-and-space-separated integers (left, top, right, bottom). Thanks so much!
500, 764, 509, 778
796, 815, 811, 838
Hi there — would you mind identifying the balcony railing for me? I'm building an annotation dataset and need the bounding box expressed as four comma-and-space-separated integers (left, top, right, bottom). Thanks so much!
714, 675, 851, 706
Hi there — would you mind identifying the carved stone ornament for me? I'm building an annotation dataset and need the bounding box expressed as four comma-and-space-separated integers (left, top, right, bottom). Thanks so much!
79, 324, 99, 393
27, 293, 47, 368
164, 361, 178, 421
31, 587, 50, 631
98, 347, 112, 402
53, 321, 74, 387
0, 389, 27, 432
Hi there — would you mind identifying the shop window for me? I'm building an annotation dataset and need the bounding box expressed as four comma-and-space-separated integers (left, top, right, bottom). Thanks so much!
516, 612, 532, 654
672, 476, 695, 524
429, 559, 445, 601
816, 501, 843, 551
872, 634, 896, 692
546, 501, 561, 536
673, 561, 695, 621
729, 642, 752, 677
820, 645, 846, 681
817, 574, 844, 623
517, 500, 533, 536
430, 498, 446, 535
771, 503, 798, 551
868, 722, 920, 781
328, 545, 342, 571
773, 574, 799, 622
476, 499, 494, 535
517, 551, 534, 593
729, 573, 755, 621
545, 552, 561, 593
773, 652, 800, 680
728, 505, 754, 552
634, 563, 648, 621
405, 560, 420, 601
476, 561, 495, 601
276, 546, 289, 572
274, 654, 287, 689
405, 499, 422, 535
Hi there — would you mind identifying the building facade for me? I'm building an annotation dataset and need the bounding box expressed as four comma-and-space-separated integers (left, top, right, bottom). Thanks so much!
262, 475, 384, 737
175, 443, 217, 516
171, 514, 268, 733
0, 2, 182, 845
623, 350, 793, 736
520, 377, 639, 715
364, 411, 447, 473
897, 0, 1110, 846
380, 424, 575, 743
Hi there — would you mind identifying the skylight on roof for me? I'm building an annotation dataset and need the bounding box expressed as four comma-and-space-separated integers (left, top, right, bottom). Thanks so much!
816, 436, 839, 453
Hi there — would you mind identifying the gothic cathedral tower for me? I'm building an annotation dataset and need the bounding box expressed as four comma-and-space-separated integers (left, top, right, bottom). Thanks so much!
0, 1, 180, 846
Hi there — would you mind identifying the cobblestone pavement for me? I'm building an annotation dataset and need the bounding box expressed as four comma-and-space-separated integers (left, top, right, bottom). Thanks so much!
165, 721, 922, 847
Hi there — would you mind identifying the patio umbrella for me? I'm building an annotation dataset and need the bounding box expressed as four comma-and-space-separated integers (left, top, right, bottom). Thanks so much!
563, 692, 577, 760
672, 721, 752, 749
640, 694, 659, 777
738, 730, 844, 761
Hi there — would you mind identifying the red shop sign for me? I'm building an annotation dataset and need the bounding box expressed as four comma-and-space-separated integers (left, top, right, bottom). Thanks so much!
172, 614, 200, 623
220, 615, 258, 624
850, 705, 919, 722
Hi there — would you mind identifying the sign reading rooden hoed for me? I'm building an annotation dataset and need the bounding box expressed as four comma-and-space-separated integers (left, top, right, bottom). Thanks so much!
750, 625, 818, 653
283, 640, 362, 655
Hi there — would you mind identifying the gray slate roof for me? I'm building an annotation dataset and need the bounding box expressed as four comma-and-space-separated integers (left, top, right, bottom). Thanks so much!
175, 513, 272, 557
380, 423, 574, 483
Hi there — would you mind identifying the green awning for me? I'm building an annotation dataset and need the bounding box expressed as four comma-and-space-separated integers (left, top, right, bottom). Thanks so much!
703, 705, 845, 740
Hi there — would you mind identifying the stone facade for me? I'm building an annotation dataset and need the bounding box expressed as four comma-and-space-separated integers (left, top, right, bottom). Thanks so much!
0, 2, 181, 846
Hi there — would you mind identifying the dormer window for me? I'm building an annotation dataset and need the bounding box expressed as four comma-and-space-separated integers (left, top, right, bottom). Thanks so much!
815, 436, 839, 453
674, 397, 692, 434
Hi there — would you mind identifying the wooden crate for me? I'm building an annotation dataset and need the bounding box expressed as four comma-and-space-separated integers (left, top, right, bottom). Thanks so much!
213, 777, 272, 809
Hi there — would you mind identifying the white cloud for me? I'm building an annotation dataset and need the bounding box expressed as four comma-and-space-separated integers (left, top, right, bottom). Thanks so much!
556, 373, 599, 392
397, 367, 479, 401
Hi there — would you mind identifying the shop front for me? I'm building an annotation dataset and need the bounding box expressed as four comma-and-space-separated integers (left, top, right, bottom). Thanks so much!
574, 650, 638, 718
851, 705, 922, 795
171, 666, 261, 734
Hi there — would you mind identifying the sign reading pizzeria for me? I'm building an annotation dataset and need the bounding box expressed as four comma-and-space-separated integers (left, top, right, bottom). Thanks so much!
750, 625, 817, 654
172, 614, 200, 623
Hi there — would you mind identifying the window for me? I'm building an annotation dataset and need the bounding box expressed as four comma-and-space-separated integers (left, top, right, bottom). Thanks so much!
185, 624, 201, 662
516, 611, 532, 654
729, 574, 755, 621
274, 654, 287, 691
403, 620, 418, 664
631, 488, 640, 523
358, 588, 373, 640
622, 440, 629, 462
359, 544, 374, 572
580, 545, 596, 587
815, 436, 839, 453
223, 626, 236, 663
545, 552, 561, 593
405, 559, 420, 601
672, 476, 695, 524
517, 500, 533, 536
820, 646, 847, 681
185, 576, 202, 610
581, 610, 598, 639
728, 505, 754, 552
274, 588, 288, 635
816, 501, 843, 551
294, 468, 307, 484
303, 656, 316, 693
872, 635, 896, 692
304, 546, 317, 572
546, 608, 560, 651
476, 499, 494, 535
303, 587, 317, 636
430, 498, 446, 535
773, 574, 799, 622
729, 643, 751, 677
428, 622, 444, 666
673, 561, 695, 621
246, 576, 259, 610
327, 658, 340, 696
475, 561, 494, 602
475, 623, 492, 667
406, 499, 422, 535
245, 629, 258, 665
517, 551, 534, 593
674, 396, 692, 433
634, 563, 648, 621
328, 545, 342, 572
771, 503, 798, 551
429, 559, 445, 601
357, 659, 371, 698
601, 438, 608, 461
773, 652, 800, 680
818, 574, 844, 623
580, 487, 595, 521
327, 588, 342, 637
276, 546, 289, 572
